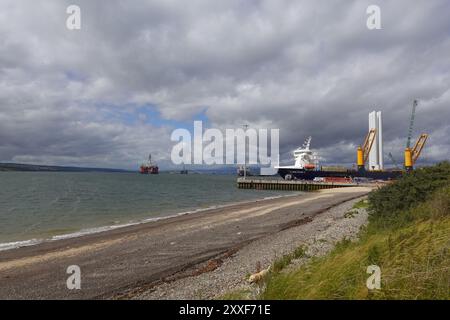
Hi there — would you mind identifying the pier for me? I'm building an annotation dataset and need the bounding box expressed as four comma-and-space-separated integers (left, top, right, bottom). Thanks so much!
237, 178, 358, 191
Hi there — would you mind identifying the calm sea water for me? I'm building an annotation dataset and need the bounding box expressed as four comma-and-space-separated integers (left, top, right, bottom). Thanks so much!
0, 172, 293, 250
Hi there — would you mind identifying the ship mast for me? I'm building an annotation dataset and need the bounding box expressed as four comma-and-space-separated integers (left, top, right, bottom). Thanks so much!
303, 136, 312, 149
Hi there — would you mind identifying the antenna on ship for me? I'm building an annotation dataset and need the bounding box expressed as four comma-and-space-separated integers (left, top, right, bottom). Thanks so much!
303, 136, 312, 149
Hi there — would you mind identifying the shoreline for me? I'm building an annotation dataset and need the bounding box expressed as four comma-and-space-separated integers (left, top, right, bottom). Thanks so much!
0, 192, 303, 252
0, 187, 372, 299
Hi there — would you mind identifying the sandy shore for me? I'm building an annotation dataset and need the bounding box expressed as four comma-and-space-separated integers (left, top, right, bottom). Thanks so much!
0, 187, 371, 299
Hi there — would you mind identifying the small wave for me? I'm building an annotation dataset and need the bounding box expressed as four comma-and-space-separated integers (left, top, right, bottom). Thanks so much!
0, 192, 301, 252
0, 239, 43, 251
50, 222, 139, 241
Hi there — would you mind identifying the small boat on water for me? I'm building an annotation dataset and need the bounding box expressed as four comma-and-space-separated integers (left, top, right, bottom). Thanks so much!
180, 164, 188, 174
140, 154, 159, 174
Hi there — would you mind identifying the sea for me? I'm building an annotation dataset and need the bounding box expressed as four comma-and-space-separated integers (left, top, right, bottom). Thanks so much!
0, 172, 295, 251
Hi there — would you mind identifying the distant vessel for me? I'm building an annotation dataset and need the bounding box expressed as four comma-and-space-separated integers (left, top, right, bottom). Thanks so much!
237, 165, 253, 177
140, 154, 159, 174
180, 164, 188, 174
276, 136, 402, 181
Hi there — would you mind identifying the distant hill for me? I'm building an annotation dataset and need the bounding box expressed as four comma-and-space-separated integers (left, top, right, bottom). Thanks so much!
0, 163, 130, 173
0, 162, 262, 174
164, 166, 261, 175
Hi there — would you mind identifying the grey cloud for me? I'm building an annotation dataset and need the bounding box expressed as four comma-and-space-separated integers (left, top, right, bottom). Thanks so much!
0, 0, 449, 169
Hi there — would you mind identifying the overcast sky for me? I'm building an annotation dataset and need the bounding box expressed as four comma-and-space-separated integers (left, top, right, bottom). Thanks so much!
1, 0, 449, 170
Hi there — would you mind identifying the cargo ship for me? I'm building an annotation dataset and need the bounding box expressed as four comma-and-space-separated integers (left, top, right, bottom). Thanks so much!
275, 137, 403, 181
139, 154, 159, 174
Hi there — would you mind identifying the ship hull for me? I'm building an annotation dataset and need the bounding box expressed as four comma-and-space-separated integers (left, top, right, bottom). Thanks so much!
277, 168, 402, 181
139, 166, 159, 174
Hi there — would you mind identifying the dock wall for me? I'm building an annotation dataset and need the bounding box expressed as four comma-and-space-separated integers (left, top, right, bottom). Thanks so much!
237, 178, 357, 191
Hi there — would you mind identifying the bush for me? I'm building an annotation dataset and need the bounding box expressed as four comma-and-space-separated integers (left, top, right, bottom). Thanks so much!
368, 162, 450, 231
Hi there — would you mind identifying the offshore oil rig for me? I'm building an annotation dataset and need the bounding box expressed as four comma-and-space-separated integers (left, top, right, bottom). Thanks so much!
139, 154, 159, 174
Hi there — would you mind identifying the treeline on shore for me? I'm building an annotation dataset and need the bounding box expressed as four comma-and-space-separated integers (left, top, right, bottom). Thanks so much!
0, 163, 128, 172
260, 162, 450, 299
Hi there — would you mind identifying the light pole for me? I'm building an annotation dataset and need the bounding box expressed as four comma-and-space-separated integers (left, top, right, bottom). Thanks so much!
242, 124, 249, 179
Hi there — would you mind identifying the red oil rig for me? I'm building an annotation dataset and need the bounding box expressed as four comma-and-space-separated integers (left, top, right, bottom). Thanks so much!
139, 154, 159, 174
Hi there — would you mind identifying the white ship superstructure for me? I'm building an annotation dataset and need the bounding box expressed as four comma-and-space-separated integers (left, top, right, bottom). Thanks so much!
276, 136, 318, 170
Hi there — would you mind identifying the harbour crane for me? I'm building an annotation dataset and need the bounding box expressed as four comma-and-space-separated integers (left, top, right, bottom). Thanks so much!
406, 99, 418, 149
403, 100, 428, 170
357, 128, 377, 170
405, 133, 429, 170
412, 134, 428, 163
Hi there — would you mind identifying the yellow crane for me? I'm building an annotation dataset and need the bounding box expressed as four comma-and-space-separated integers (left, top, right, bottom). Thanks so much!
403, 100, 428, 170
357, 128, 376, 170
405, 133, 428, 170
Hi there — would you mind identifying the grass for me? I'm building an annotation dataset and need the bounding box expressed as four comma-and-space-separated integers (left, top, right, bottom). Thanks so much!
272, 246, 307, 273
353, 199, 369, 209
261, 162, 450, 300
220, 289, 252, 300
344, 209, 359, 219
344, 199, 369, 218
262, 218, 449, 299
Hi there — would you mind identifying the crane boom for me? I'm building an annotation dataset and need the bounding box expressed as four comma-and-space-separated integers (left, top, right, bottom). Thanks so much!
411, 134, 428, 164
406, 100, 418, 149
362, 129, 377, 162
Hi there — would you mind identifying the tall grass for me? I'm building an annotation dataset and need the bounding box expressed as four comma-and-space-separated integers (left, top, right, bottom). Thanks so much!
262, 163, 450, 300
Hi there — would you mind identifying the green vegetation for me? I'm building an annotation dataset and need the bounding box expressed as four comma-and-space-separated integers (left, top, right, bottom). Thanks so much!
352, 199, 369, 209
344, 200, 369, 218
221, 289, 252, 300
272, 246, 307, 273
262, 162, 450, 300
0, 163, 128, 172
344, 209, 359, 219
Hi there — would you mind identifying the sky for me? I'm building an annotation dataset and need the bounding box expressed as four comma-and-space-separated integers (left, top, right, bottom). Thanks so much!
0, 0, 449, 170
